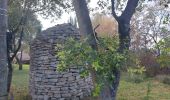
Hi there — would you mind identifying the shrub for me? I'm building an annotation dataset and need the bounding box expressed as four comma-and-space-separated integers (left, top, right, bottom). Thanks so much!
155, 75, 170, 85
163, 76, 170, 85
125, 53, 146, 83
139, 51, 160, 77
126, 74, 146, 83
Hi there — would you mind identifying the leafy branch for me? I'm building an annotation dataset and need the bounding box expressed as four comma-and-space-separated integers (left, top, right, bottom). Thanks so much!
56, 37, 126, 95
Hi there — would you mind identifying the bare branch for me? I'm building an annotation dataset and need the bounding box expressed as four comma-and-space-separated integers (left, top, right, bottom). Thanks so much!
94, 24, 100, 32
10, 28, 24, 61
93, 24, 100, 42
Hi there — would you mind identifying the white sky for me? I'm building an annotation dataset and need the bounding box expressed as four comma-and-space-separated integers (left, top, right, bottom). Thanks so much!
38, 13, 73, 30
38, 1, 97, 30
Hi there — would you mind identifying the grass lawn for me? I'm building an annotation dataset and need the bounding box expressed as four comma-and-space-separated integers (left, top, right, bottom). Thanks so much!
11, 64, 30, 100
12, 65, 170, 100
117, 79, 170, 100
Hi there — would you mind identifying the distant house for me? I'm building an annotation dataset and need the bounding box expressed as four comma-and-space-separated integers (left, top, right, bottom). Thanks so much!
16, 52, 30, 64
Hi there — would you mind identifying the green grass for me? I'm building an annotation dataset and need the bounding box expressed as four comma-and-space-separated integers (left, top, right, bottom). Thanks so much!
117, 73, 170, 100
12, 65, 170, 100
11, 64, 30, 100
117, 80, 170, 100
12, 64, 29, 87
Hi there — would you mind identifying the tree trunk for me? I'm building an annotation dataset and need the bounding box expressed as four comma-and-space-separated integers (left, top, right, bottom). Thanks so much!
7, 59, 13, 93
73, 0, 139, 99
72, 0, 100, 99
109, 20, 131, 100
108, 16, 132, 100
0, 0, 8, 99
19, 50, 23, 70
110, 0, 139, 99
6, 27, 24, 92
72, 0, 97, 50
118, 22, 131, 52
6, 32, 13, 93
15, 52, 23, 70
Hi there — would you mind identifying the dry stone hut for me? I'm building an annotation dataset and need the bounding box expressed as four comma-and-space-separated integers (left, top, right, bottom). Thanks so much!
29, 24, 93, 100
16, 52, 30, 64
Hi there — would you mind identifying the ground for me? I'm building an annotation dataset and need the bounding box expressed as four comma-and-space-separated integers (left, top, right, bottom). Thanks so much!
11, 65, 170, 100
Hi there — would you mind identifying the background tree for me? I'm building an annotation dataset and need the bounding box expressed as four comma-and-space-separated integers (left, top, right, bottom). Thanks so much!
0, 0, 8, 99
157, 36, 170, 68
92, 13, 118, 37
6, 0, 43, 93
8, 2, 42, 69
6, 0, 72, 93
131, 1, 170, 55
67, 16, 78, 28
129, 0, 170, 76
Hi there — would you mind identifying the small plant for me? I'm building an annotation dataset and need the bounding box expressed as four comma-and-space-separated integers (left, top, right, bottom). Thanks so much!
126, 74, 145, 83
157, 37, 170, 68
127, 59, 146, 83
144, 81, 152, 100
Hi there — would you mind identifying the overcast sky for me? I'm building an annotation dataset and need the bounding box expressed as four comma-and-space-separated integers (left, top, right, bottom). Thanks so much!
38, 1, 97, 30
38, 13, 73, 30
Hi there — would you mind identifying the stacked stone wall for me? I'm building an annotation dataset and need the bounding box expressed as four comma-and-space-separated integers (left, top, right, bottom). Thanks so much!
29, 24, 93, 100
